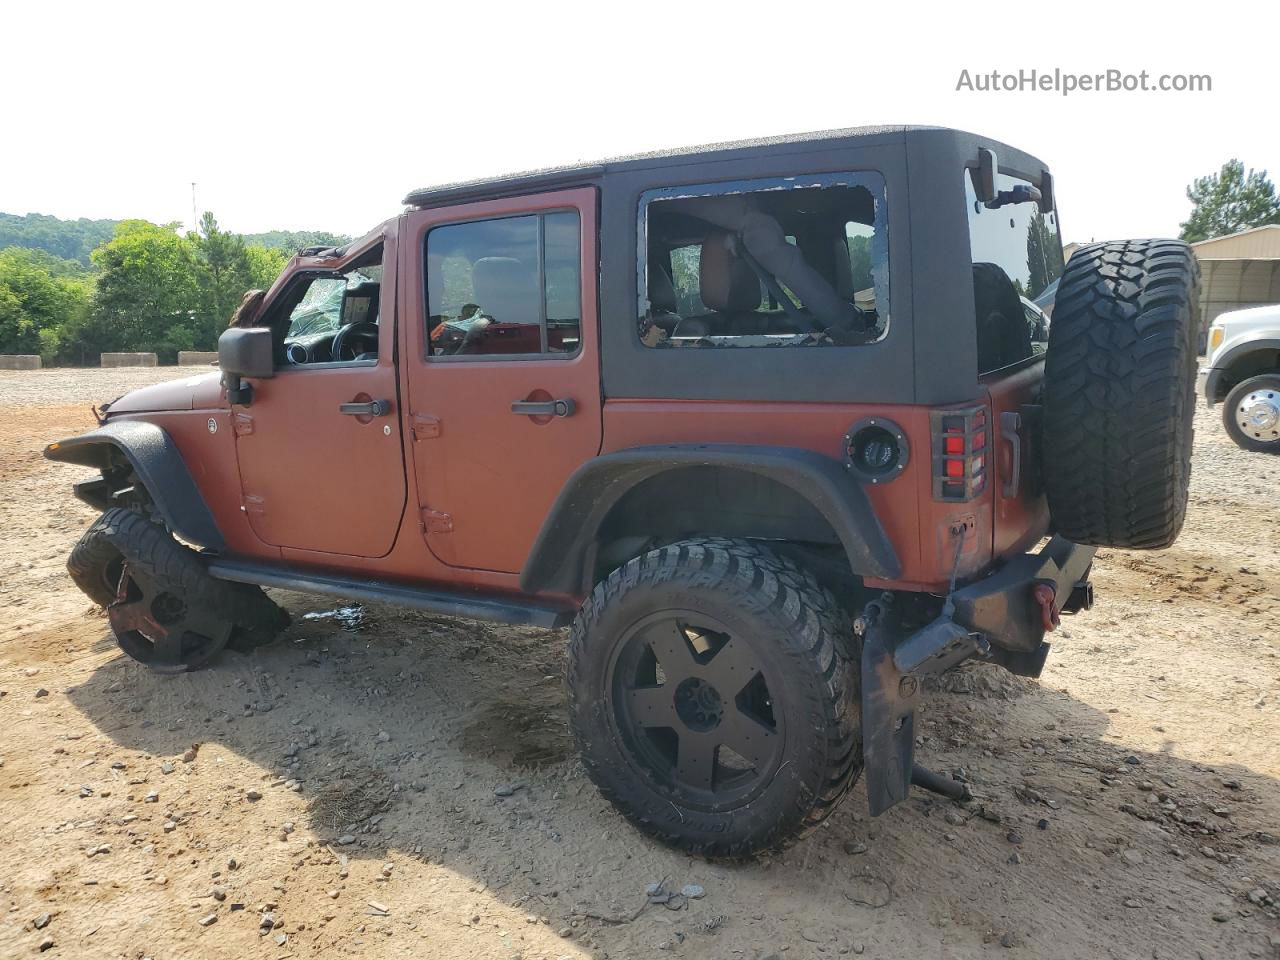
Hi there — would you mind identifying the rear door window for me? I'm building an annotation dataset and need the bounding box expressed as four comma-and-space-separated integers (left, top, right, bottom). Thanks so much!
426, 211, 581, 357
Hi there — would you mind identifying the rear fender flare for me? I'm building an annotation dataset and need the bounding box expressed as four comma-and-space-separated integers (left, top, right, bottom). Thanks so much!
44, 419, 225, 550
519, 444, 901, 596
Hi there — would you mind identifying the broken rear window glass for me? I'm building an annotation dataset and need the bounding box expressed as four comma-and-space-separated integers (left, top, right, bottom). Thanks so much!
638, 172, 888, 349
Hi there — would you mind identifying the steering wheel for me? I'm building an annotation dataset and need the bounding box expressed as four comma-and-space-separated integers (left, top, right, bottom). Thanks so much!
330, 320, 379, 361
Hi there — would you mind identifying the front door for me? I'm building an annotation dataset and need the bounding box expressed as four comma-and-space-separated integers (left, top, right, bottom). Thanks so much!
233, 229, 407, 558
401, 188, 602, 573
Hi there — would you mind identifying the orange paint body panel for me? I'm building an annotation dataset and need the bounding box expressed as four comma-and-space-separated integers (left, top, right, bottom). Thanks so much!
601, 400, 991, 592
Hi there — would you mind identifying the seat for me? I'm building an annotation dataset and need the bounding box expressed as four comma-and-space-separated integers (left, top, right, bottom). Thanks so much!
647, 260, 683, 333
677, 231, 765, 337
972, 262, 1033, 372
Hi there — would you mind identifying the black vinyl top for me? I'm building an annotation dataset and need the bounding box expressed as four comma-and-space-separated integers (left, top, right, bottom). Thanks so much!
403, 125, 942, 208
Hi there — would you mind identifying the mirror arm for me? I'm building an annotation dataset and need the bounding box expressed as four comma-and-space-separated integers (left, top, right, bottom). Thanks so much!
222, 371, 254, 407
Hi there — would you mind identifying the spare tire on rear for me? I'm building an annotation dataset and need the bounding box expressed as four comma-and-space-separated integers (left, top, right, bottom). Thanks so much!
1042, 239, 1200, 549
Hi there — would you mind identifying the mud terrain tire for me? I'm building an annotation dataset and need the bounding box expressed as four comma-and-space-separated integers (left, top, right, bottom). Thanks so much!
69, 509, 288, 661
566, 538, 861, 858
1042, 239, 1200, 549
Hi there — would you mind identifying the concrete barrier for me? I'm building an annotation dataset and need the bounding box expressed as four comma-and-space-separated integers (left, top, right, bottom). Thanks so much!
101, 352, 158, 368
178, 351, 219, 366
0, 355, 41, 370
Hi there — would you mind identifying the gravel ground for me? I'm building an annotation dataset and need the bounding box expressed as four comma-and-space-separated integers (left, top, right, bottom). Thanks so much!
0, 367, 205, 408
0, 370, 1277, 960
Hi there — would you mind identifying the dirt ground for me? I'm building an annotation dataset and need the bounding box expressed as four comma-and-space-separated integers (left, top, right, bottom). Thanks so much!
1, 367, 1277, 960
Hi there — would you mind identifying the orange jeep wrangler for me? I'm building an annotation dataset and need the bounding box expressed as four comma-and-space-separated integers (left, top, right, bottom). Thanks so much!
47, 127, 1199, 857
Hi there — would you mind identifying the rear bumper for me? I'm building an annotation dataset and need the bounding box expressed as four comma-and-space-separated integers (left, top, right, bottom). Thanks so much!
951, 535, 1097, 656
860, 536, 1096, 816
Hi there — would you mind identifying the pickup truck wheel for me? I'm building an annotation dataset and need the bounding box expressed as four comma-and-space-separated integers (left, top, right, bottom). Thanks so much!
70, 508, 289, 671
1042, 238, 1200, 548
1223, 374, 1280, 453
566, 538, 860, 858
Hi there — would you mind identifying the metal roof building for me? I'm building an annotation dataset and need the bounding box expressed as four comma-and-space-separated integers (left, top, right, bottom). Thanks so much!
1191, 224, 1280, 325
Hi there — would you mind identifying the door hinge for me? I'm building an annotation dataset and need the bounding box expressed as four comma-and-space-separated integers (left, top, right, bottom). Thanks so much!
421, 508, 453, 534
412, 413, 441, 440
233, 412, 254, 436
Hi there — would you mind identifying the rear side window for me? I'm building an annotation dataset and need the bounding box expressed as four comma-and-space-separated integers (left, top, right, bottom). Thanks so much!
426, 211, 581, 357
638, 172, 889, 349
966, 170, 1063, 374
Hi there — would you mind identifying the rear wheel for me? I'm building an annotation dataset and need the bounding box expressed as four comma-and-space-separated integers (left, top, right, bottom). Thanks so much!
566, 538, 860, 858
1223, 374, 1280, 453
1042, 238, 1200, 548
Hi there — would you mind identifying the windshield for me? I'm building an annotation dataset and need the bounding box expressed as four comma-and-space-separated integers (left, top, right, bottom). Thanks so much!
285, 264, 384, 340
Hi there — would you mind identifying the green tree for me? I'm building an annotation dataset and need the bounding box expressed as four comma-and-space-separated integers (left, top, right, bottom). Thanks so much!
0, 249, 91, 363
0, 248, 92, 361
0, 212, 118, 265
90, 220, 202, 362
245, 244, 288, 291
1025, 211, 1064, 299
242, 229, 351, 254
191, 212, 257, 345
1180, 160, 1280, 243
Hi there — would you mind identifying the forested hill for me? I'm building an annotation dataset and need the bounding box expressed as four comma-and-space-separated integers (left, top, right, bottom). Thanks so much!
0, 211, 350, 265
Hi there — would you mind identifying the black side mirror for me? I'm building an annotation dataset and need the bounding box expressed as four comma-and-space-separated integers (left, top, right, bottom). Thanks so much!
219, 327, 275, 379
218, 327, 274, 406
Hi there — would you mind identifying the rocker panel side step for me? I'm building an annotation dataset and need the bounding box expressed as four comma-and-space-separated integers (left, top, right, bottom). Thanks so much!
206, 560, 575, 629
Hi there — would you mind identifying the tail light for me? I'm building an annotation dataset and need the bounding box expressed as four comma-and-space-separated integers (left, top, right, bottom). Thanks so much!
932, 405, 987, 500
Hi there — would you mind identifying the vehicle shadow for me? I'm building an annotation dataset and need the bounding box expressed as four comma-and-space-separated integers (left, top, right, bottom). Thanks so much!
64, 594, 1280, 960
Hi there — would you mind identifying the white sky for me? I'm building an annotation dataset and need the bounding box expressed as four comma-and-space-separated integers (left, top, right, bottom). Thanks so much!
3, 1, 1276, 245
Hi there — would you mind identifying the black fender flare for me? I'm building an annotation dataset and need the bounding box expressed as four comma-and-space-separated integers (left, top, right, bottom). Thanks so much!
519, 444, 901, 596
44, 419, 225, 551
1205, 336, 1280, 404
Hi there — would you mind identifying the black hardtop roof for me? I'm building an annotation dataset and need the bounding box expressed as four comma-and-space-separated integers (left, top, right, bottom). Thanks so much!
403, 125, 1024, 208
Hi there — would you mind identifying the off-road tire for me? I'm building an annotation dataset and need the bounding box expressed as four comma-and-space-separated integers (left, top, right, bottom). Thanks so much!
1222, 374, 1280, 453
1042, 239, 1200, 548
69, 509, 288, 658
68, 520, 128, 607
566, 537, 861, 859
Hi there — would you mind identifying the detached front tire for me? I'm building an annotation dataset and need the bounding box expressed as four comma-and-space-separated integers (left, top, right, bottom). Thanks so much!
1042, 238, 1200, 548
566, 538, 861, 858
68, 508, 289, 671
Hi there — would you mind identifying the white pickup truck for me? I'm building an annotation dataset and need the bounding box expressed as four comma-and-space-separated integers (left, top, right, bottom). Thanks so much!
1203, 304, 1280, 452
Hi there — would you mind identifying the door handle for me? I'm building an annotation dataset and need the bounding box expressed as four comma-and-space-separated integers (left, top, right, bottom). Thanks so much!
1000, 410, 1022, 498
339, 399, 391, 416
511, 398, 576, 418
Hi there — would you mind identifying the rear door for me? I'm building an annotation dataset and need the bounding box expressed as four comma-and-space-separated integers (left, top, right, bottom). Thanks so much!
965, 167, 1062, 554
400, 188, 602, 573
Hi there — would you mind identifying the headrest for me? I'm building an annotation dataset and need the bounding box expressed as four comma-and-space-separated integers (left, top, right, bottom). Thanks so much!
648, 260, 678, 313
341, 281, 380, 324
472, 257, 538, 325
699, 232, 760, 313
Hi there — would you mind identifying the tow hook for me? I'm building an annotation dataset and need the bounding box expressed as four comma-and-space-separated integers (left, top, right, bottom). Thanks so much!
1032, 582, 1059, 632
